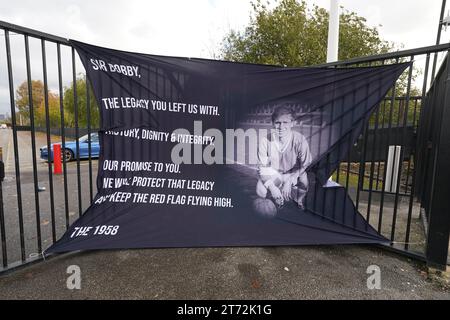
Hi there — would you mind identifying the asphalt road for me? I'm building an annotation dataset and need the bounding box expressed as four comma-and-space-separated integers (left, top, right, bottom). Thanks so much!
0, 128, 98, 265
0, 245, 448, 299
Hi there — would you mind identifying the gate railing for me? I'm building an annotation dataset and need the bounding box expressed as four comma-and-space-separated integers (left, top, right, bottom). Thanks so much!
0, 20, 449, 274
414, 53, 450, 269
0, 20, 97, 274
317, 44, 450, 270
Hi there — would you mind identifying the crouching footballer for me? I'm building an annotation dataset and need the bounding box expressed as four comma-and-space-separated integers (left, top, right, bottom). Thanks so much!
254, 105, 312, 217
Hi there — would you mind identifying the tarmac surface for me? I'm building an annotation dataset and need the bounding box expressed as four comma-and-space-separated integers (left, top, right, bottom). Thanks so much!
0, 244, 449, 299
0, 129, 97, 264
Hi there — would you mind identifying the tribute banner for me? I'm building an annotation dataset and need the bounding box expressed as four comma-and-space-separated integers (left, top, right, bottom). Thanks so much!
46, 40, 409, 254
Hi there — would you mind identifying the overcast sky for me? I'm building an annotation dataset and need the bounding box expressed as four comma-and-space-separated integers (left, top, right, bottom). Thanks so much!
0, 0, 447, 114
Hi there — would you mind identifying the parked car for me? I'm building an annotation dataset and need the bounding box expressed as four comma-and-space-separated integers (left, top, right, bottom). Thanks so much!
0, 124, 7, 129
40, 132, 100, 162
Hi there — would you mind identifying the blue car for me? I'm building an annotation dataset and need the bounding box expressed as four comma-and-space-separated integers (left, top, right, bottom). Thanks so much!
40, 132, 100, 162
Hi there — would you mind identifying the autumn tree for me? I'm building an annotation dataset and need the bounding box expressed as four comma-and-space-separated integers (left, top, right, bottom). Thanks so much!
15, 80, 45, 124
15, 77, 100, 129
34, 92, 61, 128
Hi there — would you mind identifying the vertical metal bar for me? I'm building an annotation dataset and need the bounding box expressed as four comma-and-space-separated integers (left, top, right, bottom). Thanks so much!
426, 50, 450, 270
336, 98, 344, 183
41, 39, 56, 243
421, 80, 440, 213
377, 58, 400, 233
405, 54, 431, 249
313, 100, 325, 215
0, 142, 7, 266
431, 0, 447, 79
304, 104, 314, 211
86, 76, 93, 204
355, 121, 368, 210
335, 119, 345, 217
332, 97, 343, 221
366, 102, 381, 224
404, 98, 418, 193
0, 177, 7, 267
342, 132, 352, 225
390, 56, 414, 241
375, 99, 387, 190
24, 35, 42, 253
325, 87, 337, 219
357, 59, 373, 200
396, 98, 402, 127
418, 62, 437, 211
334, 93, 341, 185
330, 62, 345, 188
342, 90, 357, 225
72, 48, 82, 216
355, 84, 370, 212
413, 98, 419, 127
335, 163, 340, 183
414, 55, 431, 204
57, 43, 70, 230
5, 30, 26, 262
344, 147, 352, 191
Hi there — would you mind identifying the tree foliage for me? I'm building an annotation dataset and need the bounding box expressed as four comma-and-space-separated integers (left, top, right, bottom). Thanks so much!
63, 77, 100, 128
34, 92, 61, 128
15, 80, 45, 121
221, 0, 422, 128
221, 0, 394, 67
15, 77, 100, 129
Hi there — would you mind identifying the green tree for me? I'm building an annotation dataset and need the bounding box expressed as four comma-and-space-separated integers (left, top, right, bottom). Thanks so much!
221, 0, 394, 67
222, 0, 422, 129
63, 76, 100, 129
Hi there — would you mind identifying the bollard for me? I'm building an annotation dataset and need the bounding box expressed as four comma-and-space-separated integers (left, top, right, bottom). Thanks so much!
53, 143, 62, 175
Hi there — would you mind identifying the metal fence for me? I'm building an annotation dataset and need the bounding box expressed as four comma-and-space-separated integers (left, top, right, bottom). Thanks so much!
0, 21, 97, 273
0, 20, 449, 274
414, 53, 450, 269
317, 44, 450, 269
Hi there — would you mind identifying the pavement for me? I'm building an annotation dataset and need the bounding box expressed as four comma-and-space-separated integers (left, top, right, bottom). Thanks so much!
0, 244, 449, 299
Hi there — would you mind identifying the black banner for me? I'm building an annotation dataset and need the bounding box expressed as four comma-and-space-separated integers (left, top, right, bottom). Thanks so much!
46, 41, 409, 254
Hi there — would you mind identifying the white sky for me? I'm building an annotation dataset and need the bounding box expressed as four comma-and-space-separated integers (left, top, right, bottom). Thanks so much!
0, 0, 447, 114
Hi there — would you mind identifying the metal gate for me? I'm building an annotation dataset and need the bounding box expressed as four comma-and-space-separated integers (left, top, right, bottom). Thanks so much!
0, 20, 449, 275
317, 45, 450, 270
0, 21, 97, 274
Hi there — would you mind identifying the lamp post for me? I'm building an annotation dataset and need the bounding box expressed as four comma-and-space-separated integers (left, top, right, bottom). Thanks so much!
326, 0, 340, 63
327, 0, 339, 184
432, 0, 447, 78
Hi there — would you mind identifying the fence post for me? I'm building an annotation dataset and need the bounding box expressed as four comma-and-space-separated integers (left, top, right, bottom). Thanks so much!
426, 52, 450, 270
0, 147, 6, 267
